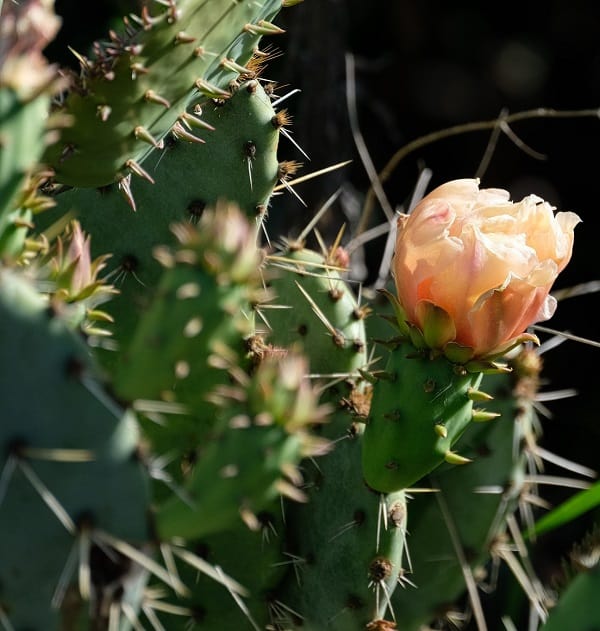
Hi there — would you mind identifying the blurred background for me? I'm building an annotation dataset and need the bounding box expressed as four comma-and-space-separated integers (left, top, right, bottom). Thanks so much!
45, 1, 600, 626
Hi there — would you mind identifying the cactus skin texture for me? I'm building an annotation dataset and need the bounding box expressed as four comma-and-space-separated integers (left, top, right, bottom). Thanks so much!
0, 268, 151, 629
111, 202, 330, 540
273, 405, 408, 631
112, 202, 267, 470
361, 339, 484, 493
42, 0, 285, 188
386, 344, 567, 630
37, 77, 281, 370
262, 245, 369, 378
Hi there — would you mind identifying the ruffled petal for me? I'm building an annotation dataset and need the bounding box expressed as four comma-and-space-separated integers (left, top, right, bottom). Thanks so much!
393, 179, 580, 358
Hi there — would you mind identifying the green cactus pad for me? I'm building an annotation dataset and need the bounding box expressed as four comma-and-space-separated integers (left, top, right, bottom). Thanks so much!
43, 0, 285, 187
0, 89, 50, 224
0, 268, 150, 629
113, 203, 266, 456
275, 407, 407, 630
361, 341, 483, 493
155, 350, 331, 541
38, 78, 280, 369
262, 246, 369, 380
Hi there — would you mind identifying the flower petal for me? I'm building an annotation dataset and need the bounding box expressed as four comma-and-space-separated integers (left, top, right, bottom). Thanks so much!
392, 178, 579, 358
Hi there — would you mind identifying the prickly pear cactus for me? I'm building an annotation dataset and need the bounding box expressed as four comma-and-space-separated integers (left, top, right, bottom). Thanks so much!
388, 350, 540, 630
155, 347, 332, 541
112, 202, 268, 462
261, 243, 370, 379
259, 239, 408, 629
274, 405, 409, 631
42, 0, 287, 188
37, 76, 282, 372
0, 268, 151, 629
0, 1, 595, 631
361, 336, 486, 493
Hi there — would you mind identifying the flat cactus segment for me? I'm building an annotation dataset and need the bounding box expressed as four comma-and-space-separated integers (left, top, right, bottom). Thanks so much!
0, 269, 150, 629
113, 202, 266, 443
155, 419, 305, 541
149, 508, 288, 629
121, 76, 280, 218
262, 246, 369, 379
168, 78, 281, 217
361, 342, 483, 493
38, 78, 279, 366
0, 90, 50, 222
42, 0, 285, 187
390, 348, 552, 629
274, 409, 407, 630
155, 350, 331, 541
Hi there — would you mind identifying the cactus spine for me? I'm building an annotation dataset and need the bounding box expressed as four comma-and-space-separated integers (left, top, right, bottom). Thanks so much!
42, 0, 286, 188
0, 268, 151, 628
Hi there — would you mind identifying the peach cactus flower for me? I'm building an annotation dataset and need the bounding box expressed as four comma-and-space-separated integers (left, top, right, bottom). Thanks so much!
392, 178, 581, 359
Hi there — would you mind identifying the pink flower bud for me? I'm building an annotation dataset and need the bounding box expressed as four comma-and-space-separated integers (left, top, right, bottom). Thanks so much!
392, 178, 581, 358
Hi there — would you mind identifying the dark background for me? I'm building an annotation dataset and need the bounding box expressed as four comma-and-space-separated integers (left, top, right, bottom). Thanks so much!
46, 1, 600, 627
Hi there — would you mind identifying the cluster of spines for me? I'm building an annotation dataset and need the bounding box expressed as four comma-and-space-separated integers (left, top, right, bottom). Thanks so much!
258, 241, 370, 385
42, 0, 288, 189
36, 76, 287, 373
